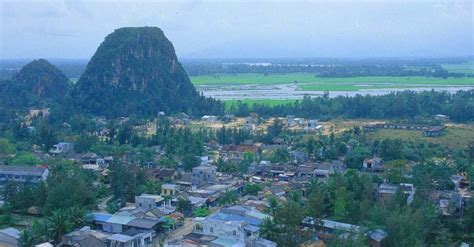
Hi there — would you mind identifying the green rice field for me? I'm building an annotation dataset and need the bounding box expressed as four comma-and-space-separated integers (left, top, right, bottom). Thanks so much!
191, 74, 474, 91
441, 61, 474, 75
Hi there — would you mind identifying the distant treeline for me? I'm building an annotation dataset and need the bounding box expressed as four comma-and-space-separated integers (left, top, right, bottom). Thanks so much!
1, 57, 473, 79
228, 90, 474, 122
183, 63, 469, 78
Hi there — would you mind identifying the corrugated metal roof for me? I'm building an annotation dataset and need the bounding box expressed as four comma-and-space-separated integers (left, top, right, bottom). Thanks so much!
211, 237, 240, 247
106, 215, 135, 225
0, 227, 20, 238
126, 218, 160, 229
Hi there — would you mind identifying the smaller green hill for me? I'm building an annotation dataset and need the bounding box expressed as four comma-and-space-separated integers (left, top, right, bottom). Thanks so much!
14, 59, 70, 101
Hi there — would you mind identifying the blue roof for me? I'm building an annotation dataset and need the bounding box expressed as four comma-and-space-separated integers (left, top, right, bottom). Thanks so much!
89, 213, 112, 222
210, 212, 261, 226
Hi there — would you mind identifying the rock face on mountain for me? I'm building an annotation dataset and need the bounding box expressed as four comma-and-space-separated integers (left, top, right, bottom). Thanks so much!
14, 59, 70, 100
74, 27, 217, 117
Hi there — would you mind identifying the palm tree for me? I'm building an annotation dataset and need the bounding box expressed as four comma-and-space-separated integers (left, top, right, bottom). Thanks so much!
66, 207, 86, 227
218, 190, 238, 206
177, 197, 191, 214
259, 217, 279, 242
49, 209, 73, 244
19, 229, 36, 247
268, 196, 279, 216
30, 220, 50, 243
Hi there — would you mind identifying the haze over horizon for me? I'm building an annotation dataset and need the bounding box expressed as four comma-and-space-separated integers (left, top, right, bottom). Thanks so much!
1, 0, 473, 60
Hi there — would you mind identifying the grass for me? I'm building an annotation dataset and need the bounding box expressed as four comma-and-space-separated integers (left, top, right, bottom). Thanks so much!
365, 124, 474, 150
191, 73, 317, 85
315, 119, 474, 150
441, 61, 474, 75
191, 74, 474, 91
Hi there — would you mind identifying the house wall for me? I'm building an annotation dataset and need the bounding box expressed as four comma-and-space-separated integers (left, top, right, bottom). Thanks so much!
192, 167, 216, 186
111, 223, 123, 233
135, 197, 157, 211
101, 222, 113, 233
109, 240, 133, 247
161, 188, 178, 196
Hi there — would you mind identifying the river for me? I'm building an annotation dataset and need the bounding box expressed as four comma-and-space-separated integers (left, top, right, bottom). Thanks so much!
197, 84, 474, 100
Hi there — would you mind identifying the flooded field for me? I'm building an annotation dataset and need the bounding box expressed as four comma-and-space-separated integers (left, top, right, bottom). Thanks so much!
197, 83, 474, 100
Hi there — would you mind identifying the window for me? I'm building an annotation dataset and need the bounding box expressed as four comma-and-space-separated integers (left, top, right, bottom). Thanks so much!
210, 227, 213, 233
139, 203, 142, 207
233, 230, 236, 236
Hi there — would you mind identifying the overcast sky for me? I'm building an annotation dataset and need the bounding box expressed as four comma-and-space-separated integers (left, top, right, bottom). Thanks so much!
1, 0, 473, 59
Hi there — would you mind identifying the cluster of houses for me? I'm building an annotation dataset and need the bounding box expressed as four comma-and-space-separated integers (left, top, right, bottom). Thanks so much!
363, 123, 447, 137
197, 114, 323, 133
0, 112, 472, 247
167, 205, 273, 247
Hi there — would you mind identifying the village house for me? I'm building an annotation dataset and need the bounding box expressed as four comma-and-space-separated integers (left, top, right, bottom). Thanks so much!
423, 126, 446, 137
0, 165, 49, 186
286, 115, 305, 127
86, 214, 157, 246
432, 191, 462, 216
192, 165, 217, 186
60, 226, 111, 247
135, 194, 165, 211
434, 114, 450, 122
161, 184, 180, 196
313, 160, 347, 179
191, 206, 272, 246
302, 217, 387, 247
201, 115, 218, 123
243, 116, 257, 131
297, 164, 317, 178
147, 168, 178, 181
377, 183, 416, 204
49, 142, 74, 155
220, 144, 260, 163
304, 119, 323, 132
362, 158, 384, 173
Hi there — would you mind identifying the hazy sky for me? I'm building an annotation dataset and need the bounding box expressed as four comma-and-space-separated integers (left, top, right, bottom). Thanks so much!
1, 0, 473, 59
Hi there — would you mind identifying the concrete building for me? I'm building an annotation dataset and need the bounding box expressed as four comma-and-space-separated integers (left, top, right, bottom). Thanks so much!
161, 184, 180, 196
135, 194, 164, 211
192, 165, 217, 186
201, 115, 218, 123
49, 142, 74, 155
0, 165, 49, 185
